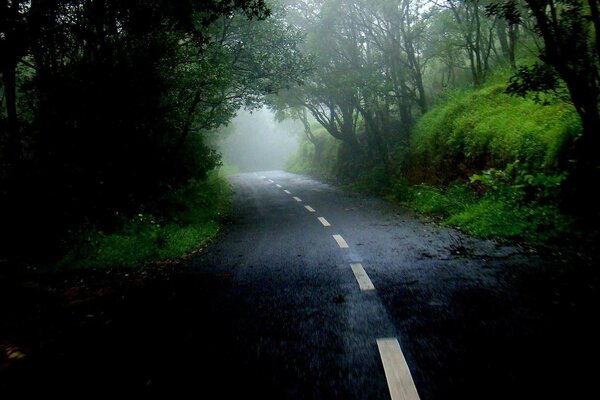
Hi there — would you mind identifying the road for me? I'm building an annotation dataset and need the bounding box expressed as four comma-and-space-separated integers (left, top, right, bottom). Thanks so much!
2, 171, 597, 398
188, 171, 597, 399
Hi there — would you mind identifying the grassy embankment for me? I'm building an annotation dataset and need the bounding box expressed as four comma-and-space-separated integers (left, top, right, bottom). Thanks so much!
287, 84, 581, 245
57, 168, 234, 269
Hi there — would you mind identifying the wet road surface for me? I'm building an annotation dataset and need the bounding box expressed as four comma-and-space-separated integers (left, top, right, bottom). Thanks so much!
2, 171, 597, 398
187, 171, 598, 399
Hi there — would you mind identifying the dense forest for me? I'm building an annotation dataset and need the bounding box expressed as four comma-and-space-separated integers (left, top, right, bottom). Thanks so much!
276, 0, 600, 247
0, 0, 309, 264
1, 0, 599, 265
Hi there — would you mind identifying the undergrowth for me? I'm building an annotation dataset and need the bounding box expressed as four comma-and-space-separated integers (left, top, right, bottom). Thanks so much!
391, 162, 573, 244
57, 170, 230, 269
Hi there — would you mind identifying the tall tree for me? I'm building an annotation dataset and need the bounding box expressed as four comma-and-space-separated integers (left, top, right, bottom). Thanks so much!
495, 0, 599, 216
0, 0, 308, 257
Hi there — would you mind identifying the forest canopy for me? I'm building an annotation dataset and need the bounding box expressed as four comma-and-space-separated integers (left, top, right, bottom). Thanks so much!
0, 0, 309, 258
2, 0, 599, 260
272, 0, 599, 223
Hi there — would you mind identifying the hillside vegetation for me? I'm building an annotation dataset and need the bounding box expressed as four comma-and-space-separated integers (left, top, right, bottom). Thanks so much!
287, 83, 581, 245
406, 85, 580, 184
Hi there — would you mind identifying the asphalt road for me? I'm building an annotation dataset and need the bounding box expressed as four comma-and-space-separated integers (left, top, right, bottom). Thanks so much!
2, 170, 597, 398
187, 171, 598, 399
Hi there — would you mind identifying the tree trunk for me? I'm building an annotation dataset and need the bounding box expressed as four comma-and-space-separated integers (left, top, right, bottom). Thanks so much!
2, 59, 20, 175
176, 89, 202, 150
356, 103, 392, 184
496, 18, 510, 63
507, 24, 517, 70
589, 0, 600, 59
299, 107, 323, 162
561, 78, 600, 222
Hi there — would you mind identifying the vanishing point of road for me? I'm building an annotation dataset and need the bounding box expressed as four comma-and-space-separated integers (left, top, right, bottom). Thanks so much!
186, 171, 597, 399
3, 171, 597, 399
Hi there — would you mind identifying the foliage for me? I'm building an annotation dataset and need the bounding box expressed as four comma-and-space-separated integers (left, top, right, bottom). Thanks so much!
407, 84, 581, 183
406, 184, 476, 217
0, 0, 309, 261
57, 172, 230, 269
396, 170, 572, 244
506, 63, 564, 104
469, 161, 566, 203
491, 0, 600, 220
285, 126, 340, 180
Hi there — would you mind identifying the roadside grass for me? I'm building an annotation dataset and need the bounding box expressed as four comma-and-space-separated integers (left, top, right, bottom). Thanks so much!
57, 170, 230, 269
391, 180, 573, 245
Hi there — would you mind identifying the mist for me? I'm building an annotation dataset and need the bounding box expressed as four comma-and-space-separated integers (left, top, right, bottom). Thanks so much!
216, 107, 301, 172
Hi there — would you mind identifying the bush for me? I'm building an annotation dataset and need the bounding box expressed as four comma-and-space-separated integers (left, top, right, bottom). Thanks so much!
406, 184, 476, 217
57, 172, 229, 269
406, 85, 580, 184
285, 127, 340, 180
446, 199, 571, 243
396, 162, 574, 244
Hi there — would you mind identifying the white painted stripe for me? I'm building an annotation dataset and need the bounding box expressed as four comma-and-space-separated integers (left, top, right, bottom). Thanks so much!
268, 179, 275, 183
276, 184, 282, 188
376, 338, 421, 400
284, 190, 291, 194
332, 234, 349, 249
304, 205, 316, 212
260, 176, 266, 179
293, 196, 302, 202
317, 217, 331, 227
350, 263, 375, 291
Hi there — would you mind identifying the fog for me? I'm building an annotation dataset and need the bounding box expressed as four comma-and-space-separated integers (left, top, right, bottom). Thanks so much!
216, 108, 301, 172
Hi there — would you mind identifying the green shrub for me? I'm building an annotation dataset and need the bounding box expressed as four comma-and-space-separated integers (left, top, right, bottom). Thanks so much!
407, 84, 580, 183
446, 199, 571, 243
407, 184, 475, 217
285, 127, 340, 180
58, 172, 229, 269
399, 162, 573, 244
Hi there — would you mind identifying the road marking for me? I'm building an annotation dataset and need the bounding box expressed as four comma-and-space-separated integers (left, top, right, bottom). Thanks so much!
284, 190, 291, 194
317, 217, 331, 227
261, 176, 266, 179
276, 184, 282, 188
304, 205, 316, 212
332, 234, 349, 249
376, 338, 421, 400
293, 196, 302, 202
350, 263, 375, 291
268, 179, 275, 183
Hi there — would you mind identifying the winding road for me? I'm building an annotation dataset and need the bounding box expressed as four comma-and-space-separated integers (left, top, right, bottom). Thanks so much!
186, 171, 596, 399
3, 171, 596, 398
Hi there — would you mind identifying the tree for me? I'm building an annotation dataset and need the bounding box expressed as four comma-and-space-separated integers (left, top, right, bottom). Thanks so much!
494, 0, 600, 216
273, 0, 436, 181
0, 0, 308, 258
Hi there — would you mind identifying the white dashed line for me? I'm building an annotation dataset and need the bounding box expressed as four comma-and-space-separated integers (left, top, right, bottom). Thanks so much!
284, 190, 291, 194
349, 263, 375, 291
276, 184, 282, 188
304, 205, 316, 212
332, 234, 349, 249
268, 179, 275, 183
293, 196, 302, 202
376, 338, 421, 400
261, 176, 266, 179
317, 217, 331, 227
